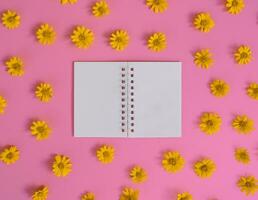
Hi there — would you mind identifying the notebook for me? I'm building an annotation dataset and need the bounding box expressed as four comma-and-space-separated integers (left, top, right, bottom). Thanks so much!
74, 62, 182, 138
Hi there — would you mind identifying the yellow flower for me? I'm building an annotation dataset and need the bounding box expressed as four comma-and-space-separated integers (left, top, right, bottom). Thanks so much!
193, 12, 215, 33
35, 83, 53, 103
130, 166, 148, 183
60, 0, 77, 5
32, 186, 48, 200
194, 158, 216, 178
52, 154, 72, 177
162, 151, 185, 173
71, 26, 94, 49
234, 45, 252, 65
0, 96, 7, 114
246, 83, 258, 100
210, 79, 230, 97
232, 115, 254, 134
120, 187, 139, 200
1, 10, 20, 29
96, 145, 115, 164
0, 146, 20, 165
235, 147, 250, 164
81, 192, 95, 200
30, 120, 51, 140
199, 112, 222, 135
92, 1, 110, 17
226, 0, 245, 15
36, 24, 56, 45
194, 49, 213, 69
146, 0, 168, 13
147, 32, 167, 52
5, 56, 24, 76
109, 30, 129, 51
237, 176, 258, 196
177, 192, 193, 200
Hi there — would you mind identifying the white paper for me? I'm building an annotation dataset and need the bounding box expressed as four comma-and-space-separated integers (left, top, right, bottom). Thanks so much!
74, 62, 182, 138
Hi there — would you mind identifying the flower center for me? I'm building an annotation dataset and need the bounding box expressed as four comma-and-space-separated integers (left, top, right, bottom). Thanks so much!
168, 158, 176, 165
200, 19, 209, 27
215, 85, 224, 92
153, 39, 161, 46
240, 52, 248, 59
7, 16, 16, 23
200, 165, 208, 172
98, 6, 105, 14
37, 126, 46, 134
200, 56, 208, 63
154, 0, 161, 5
116, 37, 123, 43
58, 163, 65, 169
232, 0, 239, 6
12, 63, 21, 70
42, 31, 52, 39
135, 172, 142, 178
41, 89, 50, 96
239, 120, 247, 128
252, 88, 258, 94
103, 151, 110, 158
78, 34, 86, 41
240, 153, 248, 159
6, 152, 14, 159
245, 181, 252, 187
206, 120, 214, 127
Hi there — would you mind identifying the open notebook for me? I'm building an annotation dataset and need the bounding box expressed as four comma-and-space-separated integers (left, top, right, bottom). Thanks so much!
74, 62, 182, 138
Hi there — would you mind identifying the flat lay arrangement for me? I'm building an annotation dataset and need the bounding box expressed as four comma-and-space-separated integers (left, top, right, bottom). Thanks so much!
0, 0, 258, 200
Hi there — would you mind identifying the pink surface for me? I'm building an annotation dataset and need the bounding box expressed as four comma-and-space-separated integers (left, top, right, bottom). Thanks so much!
1, 0, 258, 199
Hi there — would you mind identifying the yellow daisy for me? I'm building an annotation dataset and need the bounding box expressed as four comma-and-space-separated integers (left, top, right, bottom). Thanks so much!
60, 0, 77, 5
109, 30, 129, 51
210, 79, 230, 97
35, 83, 53, 103
235, 147, 250, 164
36, 24, 56, 45
226, 0, 245, 15
232, 115, 254, 134
96, 145, 115, 164
0, 146, 20, 165
32, 186, 48, 200
92, 1, 110, 17
199, 112, 222, 135
194, 158, 216, 178
52, 154, 72, 177
177, 192, 193, 200
0, 96, 7, 114
1, 10, 20, 29
193, 13, 215, 33
237, 176, 258, 196
120, 187, 139, 200
147, 32, 167, 52
146, 0, 168, 13
5, 56, 24, 76
234, 45, 252, 65
71, 26, 94, 49
194, 49, 213, 69
246, 83, 258, 100
162, 151, 185, 173
30, 120, 51, 140
130, 166, 148, 183
81, 192, 95, 200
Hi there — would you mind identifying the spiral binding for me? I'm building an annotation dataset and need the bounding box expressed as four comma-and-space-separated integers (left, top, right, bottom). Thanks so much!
128, 67, 135, 134
121, 67, 127, 133
120, 66, 135, 135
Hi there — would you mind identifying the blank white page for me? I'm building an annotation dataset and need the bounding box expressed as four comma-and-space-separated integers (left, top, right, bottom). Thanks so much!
74, 62, 126, 137
128, 62, 182, 138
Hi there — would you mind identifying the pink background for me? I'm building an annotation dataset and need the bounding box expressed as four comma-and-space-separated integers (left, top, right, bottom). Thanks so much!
1, 0, 258, 199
